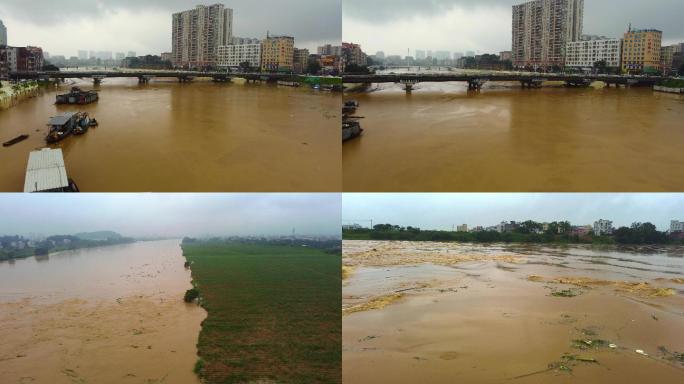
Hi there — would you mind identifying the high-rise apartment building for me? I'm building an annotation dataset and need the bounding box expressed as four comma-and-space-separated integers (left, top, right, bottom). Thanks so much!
172, 4, 233, 69
565, 37, 621, 69
0, 19, 7, 46
621, 28, 661, 74
261, 35, 294, 72
512, 0, 584, 69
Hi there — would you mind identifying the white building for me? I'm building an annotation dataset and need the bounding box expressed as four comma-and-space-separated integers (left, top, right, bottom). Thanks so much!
217, 42, 261, 69
565, 37, 622, 69
456, 224, 468, 232
593, 219, 614, 236
671, 220, 684, 233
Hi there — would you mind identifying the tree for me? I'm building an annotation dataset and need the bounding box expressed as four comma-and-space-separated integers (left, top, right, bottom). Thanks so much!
307, 60, 322, 75
344, 64, 370, 74
593, 59, 608, 74
239, 61, 252, 72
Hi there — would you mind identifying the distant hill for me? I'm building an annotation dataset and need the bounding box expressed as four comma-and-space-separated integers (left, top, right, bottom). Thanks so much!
73, 231, 124, 241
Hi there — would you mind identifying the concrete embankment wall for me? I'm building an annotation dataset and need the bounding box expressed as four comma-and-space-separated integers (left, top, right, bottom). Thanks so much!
0, 83, 42, 110
654, 85, 684, 94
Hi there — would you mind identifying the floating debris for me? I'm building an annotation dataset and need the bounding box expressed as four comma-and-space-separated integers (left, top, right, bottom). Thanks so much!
636, 349, 648, 356
551, 288, 582, 298
527, 275, 676, 297
343, 293, 404, 316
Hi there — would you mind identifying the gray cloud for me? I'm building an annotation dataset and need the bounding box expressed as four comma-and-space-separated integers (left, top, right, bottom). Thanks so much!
0, 0, 341, 54
0, 194, 342, 238
344, 0, 684, 53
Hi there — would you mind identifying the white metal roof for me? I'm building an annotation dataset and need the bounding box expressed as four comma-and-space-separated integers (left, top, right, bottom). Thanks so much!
23, 148, 69, 192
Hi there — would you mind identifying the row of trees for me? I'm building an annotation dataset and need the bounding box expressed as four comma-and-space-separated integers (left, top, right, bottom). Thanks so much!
344, 222, 681, 245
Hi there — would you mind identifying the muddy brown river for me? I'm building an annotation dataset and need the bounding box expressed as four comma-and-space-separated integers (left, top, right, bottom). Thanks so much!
343, 79, 684, 192
343, 240, 684, 383
0, 78, 340, 192
0, 239, 205, 384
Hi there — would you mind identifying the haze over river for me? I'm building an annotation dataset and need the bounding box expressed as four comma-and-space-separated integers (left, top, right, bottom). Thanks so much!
0, 239, 205, 384
343, 240, 684, 384
0, 78, 340, 192
343, 70, 684, 192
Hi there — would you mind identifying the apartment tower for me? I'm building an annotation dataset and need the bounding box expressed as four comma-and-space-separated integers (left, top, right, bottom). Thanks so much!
172, 4, 233, 69
512, 0, 584, 69
621, 28, 662, 74
261, 35, 294, 72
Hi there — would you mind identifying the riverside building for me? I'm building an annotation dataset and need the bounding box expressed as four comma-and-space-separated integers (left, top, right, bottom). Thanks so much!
172, 4, 233, 69
565, 37, 621, 70
512, 0, 584, 69
621, 28, 662, 74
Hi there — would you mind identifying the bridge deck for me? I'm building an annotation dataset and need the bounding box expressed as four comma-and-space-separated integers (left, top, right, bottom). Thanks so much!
342, 73, 665, 84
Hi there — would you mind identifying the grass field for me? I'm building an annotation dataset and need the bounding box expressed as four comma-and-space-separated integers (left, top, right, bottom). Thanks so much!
182, 242, 341, 384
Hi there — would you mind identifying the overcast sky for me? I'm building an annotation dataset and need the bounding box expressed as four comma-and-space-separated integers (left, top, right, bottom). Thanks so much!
0, 194, 341, 238
343, 0, 684, 56
343, 194, 684, 231
0, 0, 341, 56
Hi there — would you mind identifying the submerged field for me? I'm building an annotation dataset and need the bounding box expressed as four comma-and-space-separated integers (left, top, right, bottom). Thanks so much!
343, 240, 684, 384
183, 242, 341, 384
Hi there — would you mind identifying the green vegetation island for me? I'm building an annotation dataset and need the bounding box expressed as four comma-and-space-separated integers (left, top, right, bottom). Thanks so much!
343, 222, 684, 246
181, 237, 341, 384
0, 231, 135, 261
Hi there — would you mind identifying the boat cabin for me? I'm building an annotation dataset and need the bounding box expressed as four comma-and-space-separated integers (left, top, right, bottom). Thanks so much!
24, 148, 79, 192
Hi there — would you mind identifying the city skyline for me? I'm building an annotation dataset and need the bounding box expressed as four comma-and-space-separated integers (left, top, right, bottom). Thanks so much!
0, 194, 342, 238
343, 194, 684, 231
0, 0, 341, 57
343, 0, 684, 56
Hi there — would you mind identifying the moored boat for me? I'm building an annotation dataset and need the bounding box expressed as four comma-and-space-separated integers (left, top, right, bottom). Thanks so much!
343, 117, 364, 142
45, 112, 95, 143
3, 134, 29, 147
55, 87, 99, 105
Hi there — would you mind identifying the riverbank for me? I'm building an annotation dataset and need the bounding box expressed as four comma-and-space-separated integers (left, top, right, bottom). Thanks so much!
182, 242, 341, 384
0, 240, 205, 383
0, 81, 53, 110
343, 240, 684, 383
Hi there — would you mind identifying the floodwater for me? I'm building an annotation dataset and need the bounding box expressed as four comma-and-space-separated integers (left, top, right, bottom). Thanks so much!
343, 240, 684, 383
343, 74, 684, 192
0, 239, 205, 384
0, 78, 341, 192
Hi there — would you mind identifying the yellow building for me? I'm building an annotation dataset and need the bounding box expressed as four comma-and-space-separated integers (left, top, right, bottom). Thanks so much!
261, 35, 294, 72
621, 28, 662, 74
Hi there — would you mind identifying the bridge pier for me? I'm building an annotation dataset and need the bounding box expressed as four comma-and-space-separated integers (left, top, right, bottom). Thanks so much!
177, 76, 195, 83
398, 79, 419, 93
138, 75, 154, 84
92, 76, 105, 85
467, 78, 487, 91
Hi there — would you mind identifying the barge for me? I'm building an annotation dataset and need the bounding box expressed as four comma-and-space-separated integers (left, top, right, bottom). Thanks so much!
55, 87, 99, 105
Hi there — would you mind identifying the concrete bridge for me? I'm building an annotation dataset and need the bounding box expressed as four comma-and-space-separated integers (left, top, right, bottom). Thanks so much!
343, 73, 666, 92
8, 71, 305, 85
